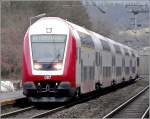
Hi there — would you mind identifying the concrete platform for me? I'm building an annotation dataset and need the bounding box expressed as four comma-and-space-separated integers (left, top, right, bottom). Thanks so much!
0, 90, 25, 106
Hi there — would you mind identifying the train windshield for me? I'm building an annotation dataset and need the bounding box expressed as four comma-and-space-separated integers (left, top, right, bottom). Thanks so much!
31, 34, 67, 70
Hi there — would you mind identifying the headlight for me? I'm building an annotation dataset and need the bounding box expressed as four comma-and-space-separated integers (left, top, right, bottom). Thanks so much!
34, 63, 42, 70
53, 63, 62, 70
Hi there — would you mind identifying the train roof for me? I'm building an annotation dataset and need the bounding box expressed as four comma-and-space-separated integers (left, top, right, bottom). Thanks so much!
66, 19, 136, 53
30, 17, 137, 55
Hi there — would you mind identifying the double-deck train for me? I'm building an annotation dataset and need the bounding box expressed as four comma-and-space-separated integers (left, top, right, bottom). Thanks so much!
22, 17, 139, 102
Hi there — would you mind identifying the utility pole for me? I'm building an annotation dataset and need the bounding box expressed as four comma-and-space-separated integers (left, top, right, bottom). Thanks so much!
91, 0, 106, 14
84, 0, 106, 14
125, 4, 149, 50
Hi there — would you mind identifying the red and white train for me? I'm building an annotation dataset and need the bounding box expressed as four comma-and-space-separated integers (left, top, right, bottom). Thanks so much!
22, 17, 139, 102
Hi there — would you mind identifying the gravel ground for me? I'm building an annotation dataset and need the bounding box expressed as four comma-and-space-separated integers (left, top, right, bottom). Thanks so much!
1, 97, 29, 114
113, 89, 149, 118
1, 105, 20, 114
46, 79, 149, 118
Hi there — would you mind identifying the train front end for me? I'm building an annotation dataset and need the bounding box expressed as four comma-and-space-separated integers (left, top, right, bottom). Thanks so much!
22, 17, 76, 102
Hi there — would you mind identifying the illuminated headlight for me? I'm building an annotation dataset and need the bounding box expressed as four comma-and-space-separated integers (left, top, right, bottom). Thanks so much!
53, 63, 62, 70
34, 63, 42, 70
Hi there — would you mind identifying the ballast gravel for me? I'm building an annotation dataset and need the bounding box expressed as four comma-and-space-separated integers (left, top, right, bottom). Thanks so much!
47, 79, 148, 118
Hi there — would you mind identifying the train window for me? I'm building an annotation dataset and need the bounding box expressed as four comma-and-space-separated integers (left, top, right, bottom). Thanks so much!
116, 67, 122, 76
81, 60, 84, 81
31, 34, 67, 69
103, 67, 111, 78
132, 67, 135, 73
96, 52, 100, 66
84, 66, 87, 80
125, 67, 130, 74
98, 53, 100, 65
101, 40, 111, 51
107, 67, 111, 77
76, 48, 81, 63
103, 67, 106, 78
90, 67, 92, 79
114, 44, 121, 54
78, 31, 95, 49
130, 59, 132, 67
137, 57, 139, 67
100, 53, 102, 68
132, 52, 135, 57
89, 66, 94, 80
112, 55, 116, 66
93, 67, 95, 79
124, 48, 129, 56
122, 58, 125, 67
83, 66, 95, 80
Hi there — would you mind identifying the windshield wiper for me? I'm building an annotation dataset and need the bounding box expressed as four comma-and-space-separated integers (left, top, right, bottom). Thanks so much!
52, 53, 61, 62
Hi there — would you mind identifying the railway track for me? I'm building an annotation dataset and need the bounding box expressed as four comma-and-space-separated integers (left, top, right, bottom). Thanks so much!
1, 90, 103, 118
1, 106, 35, 118
1, 81, 148, 118
141, 106, 149, 119
1, 104, 62, 118
30, 91, 105, 118
1, 94, 98, 118
1, 84, 119, 118
102, 86, 149, 118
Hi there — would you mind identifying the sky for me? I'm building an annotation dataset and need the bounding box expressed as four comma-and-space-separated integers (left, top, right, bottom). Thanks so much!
82, 0, 149, 49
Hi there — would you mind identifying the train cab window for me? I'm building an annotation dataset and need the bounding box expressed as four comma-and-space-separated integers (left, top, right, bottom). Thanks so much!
101, 40, 111, 51
78, 31, 95, 49
31, 34, 67, 70
114, 44, 121, 54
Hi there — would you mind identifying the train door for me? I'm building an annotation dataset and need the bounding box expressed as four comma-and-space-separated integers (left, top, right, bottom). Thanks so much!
76, 47, 82, 87
95, 51, 102, 89
101, 51, 112, 87
71, 29, 82, 90
122, 57, 125, 81
130, 58, 133, 79
80, 48, 95, 93
95, 52, 99, 84
112, 54, 116, 83
124, 49, 130, 81
91, 34, 103, 90
115, 55, 123, 84
137, 57, 140, 77
113, 44, 122, 83
132, 53, 136, 79
100, 40, 112, 87
77, 31, 95, 94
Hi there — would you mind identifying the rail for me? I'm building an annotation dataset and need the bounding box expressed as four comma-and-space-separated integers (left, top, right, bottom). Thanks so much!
141, 106, 149, 119
102, 85, 149, 119
1, 106, 34, 118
